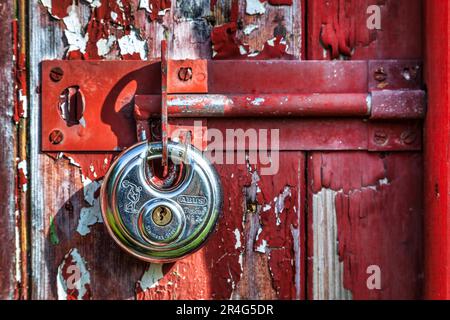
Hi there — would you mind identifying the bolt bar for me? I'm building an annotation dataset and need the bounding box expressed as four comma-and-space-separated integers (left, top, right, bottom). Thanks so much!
135, 91, 425, 119
135, 93, 369, 118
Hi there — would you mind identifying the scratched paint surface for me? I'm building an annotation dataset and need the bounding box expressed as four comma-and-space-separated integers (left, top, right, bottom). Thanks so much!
307, 152, 423, 299
307, 0, 422, 60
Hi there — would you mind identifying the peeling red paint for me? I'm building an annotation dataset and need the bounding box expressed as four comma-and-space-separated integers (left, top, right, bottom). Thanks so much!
309, 0, 422, 60
40, 1, 150, 60
314, 0, 385, 59
136, 260, 212, 300
250, 154, 304, 299
308, 152, 423, 299
17, 162, 28, 192
12, 20, 27, 122
211, 22, 248, 59
47, 153, 116, 181
41, 0, 73, 19
211, 27, 292, 60
252, 36, 293, 60
145, 0, 171, 21
210, 0, 293, 61
58, 249, 92, 300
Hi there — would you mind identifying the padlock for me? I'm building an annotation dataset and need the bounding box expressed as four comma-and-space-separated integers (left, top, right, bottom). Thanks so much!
100, 141, 222, 263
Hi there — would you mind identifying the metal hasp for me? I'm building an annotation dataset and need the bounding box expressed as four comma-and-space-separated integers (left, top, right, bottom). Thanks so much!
41, 59, 425, 152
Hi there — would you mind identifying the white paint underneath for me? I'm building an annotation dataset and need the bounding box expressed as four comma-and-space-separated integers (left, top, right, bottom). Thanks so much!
312, 188, 352, 300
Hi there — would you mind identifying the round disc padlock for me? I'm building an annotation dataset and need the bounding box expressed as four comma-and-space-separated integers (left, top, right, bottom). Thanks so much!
100, 141, 222, 263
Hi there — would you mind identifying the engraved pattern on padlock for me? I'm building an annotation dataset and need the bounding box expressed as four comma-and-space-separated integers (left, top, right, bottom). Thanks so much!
100, 141, 222, 263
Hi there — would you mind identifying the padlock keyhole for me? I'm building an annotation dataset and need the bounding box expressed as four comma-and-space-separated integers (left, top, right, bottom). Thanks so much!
151, 206, 172, 226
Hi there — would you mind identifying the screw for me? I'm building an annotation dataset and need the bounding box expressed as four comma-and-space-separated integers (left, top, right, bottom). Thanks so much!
50, 67, 64, 82
178, 67, 193, 81
400, 130, 417, 145
374, 67, 387, 82
247, 202, 258, 213
402, 66, 420, 81
373, 131, 388, 146
49, 129, 64, 145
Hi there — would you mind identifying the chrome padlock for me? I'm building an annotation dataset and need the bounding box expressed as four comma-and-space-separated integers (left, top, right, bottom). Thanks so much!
100, 141, 222, 263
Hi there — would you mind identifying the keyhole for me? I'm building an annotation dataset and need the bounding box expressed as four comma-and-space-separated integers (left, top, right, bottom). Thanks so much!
151, 206, 172, 226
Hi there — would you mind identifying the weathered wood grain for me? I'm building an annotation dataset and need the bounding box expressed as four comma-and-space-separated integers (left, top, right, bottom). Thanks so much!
0, 0, 19, 300
29, 0, 303, 299
307, 152, 423, 299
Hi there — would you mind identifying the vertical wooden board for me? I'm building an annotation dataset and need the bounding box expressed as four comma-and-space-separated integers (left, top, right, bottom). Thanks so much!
307, 0, 423, 60
0, 0, 19, 299
29, 1, 304, 299
136, 151, 306, 300
29, 0, 177, 300
307, 152, 423, 300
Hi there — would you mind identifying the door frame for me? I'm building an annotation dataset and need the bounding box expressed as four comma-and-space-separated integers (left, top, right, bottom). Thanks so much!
424, 0, 450, 299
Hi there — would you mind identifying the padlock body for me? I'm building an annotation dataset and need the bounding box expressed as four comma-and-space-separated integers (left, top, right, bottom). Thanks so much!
100, 141, 222, 263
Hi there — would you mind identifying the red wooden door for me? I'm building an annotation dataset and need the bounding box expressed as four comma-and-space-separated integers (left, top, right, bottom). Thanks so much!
0, 0, 428, 300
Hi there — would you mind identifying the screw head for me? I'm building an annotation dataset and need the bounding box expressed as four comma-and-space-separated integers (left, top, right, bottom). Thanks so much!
373, 131, 388, 146
246, 202, 257, 213
49, 129, 64, 145
374, 67, 387, 82
400, 130, 417, 145
50, 67, 64, 82
178, 67, 193, 81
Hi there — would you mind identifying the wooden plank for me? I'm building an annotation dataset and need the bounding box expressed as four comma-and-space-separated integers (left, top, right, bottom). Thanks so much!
30, 0, 303, 299
423, 0, 450, 299
0, 0, 19, 300
307, 152, 423, 299
29, 0, 158, 300
307, 0, 423, 60
136, 152, 305, 300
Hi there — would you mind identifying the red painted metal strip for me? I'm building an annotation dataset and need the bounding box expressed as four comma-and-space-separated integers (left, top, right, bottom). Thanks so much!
135, 93, 370, 118
370, 90, 426, 120
161, 40, 168, 166
167, 59, 208, 94
368, 60, 423, 91
41, 61, 161, 151
368, 121, 422, 152
166, 119, 420, 152
207, 60, 368, 94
